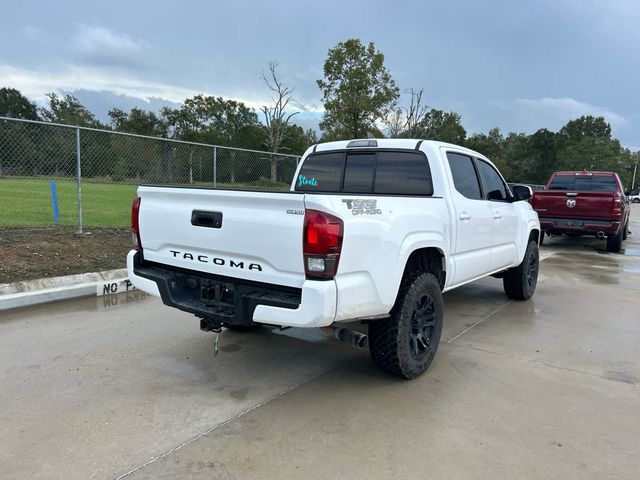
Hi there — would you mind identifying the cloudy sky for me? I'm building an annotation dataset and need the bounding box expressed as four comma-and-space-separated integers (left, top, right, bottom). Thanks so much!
2, 0, 639, 149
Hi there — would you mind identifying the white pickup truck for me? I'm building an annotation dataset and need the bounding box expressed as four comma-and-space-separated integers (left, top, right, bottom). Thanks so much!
128, 139, 540, 379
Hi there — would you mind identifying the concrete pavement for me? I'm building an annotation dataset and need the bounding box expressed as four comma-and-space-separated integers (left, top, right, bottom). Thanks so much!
1, 206, 639, 480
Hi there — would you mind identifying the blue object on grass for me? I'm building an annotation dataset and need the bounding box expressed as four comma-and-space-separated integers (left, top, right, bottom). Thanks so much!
50, 180, 59, 223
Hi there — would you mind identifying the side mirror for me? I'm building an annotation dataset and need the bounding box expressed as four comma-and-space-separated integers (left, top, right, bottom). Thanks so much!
511, 184, 532, 202
487, 189, 506, 201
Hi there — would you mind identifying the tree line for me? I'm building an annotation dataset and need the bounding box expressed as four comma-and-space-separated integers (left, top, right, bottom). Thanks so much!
315, 39, 639, 188
1, 37, 638, 187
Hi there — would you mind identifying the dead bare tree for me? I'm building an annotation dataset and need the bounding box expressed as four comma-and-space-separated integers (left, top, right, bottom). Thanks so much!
384, 107, 405, 137
384, 88, 429, 138
404, 88, 429, 137
260, 61, 298, 183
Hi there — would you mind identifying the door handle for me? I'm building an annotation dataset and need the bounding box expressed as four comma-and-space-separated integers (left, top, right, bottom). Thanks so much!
459, 212, 471, 221
494, 212, 503, 219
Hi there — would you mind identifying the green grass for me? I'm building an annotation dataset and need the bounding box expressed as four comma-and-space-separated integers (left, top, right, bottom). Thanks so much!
0, 178, 137, 228
0, 177, 291, 228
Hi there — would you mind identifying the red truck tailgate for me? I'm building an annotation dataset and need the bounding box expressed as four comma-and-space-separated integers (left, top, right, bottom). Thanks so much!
532, 190, 615, 220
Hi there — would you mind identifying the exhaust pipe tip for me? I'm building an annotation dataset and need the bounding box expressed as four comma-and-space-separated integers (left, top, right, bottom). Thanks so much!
597, 231, 605, 239
323, 326, 368, 349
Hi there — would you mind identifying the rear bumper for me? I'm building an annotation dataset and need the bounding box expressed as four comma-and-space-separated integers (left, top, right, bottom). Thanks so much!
126, 250, 336, 328
538, 217, 622, 235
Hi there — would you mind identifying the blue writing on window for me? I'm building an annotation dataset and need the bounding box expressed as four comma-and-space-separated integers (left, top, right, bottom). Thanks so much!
297, 175, 318, 187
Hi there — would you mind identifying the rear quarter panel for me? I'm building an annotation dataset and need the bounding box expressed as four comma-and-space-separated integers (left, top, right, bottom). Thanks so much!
304, 194, 450, 321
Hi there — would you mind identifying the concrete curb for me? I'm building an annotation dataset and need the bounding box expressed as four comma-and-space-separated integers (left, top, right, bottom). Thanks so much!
0, 269, 128, 311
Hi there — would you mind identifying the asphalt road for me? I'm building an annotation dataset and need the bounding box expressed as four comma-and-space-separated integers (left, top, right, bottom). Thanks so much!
1, 206, 639, 480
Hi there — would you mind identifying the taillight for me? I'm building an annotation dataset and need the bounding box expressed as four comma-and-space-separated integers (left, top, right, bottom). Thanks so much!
131, 197, 142, 250
612, 195, 622, 216
303, 209, 343, 279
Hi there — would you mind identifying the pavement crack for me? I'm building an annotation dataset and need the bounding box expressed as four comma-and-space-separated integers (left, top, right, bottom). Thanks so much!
529, 359, 640, 386
450, 343, 639, 387
112, 352, 362, 480
446, 301, 511, 344
462, 345, 505, 356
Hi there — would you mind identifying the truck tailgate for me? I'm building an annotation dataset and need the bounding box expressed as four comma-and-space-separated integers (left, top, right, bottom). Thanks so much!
137, 186, 306, 288
532, 190, 614, 219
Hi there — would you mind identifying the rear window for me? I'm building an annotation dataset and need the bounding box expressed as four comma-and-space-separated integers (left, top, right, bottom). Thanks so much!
295, 152, 344, 191
343, 153, 376, 192
294, 150, 433, 195
374, 151, 432, 195
548, 174, 618, 192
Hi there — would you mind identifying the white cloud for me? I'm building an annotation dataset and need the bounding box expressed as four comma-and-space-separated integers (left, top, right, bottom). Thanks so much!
0, 63, 324, 114
0, 63, 195, 104
512, 97, 629, 133
71, 24, 146, 55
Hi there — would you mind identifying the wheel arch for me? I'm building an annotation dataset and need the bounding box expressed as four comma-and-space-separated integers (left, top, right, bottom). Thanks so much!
517, 222, 541, 262
397, 247, 447, 298
528, 228, 540, 244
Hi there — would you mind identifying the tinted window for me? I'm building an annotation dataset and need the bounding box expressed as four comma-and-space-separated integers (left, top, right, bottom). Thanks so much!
294, 153, 344, 191
374, 151, 433, 195
477, 160, 508, 201
548, 174, 618, 192
447, 152, 481, 199
343, 153, 375, 192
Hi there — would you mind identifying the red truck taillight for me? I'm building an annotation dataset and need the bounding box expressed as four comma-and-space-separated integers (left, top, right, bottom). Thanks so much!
131, 197, 142, 250
612, 195, 622, 216
303, 209, 343, 279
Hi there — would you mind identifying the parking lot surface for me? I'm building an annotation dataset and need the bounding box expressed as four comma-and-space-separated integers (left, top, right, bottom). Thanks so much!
1, 206, 639, 480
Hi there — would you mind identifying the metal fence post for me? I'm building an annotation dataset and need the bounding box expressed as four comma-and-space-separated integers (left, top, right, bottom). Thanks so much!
213, 146, 217, 187
75, 126, 83, 234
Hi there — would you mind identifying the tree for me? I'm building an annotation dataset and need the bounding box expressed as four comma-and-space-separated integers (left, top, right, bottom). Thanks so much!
522, 128, 558, 183
108, 107, 167, 137
317, 39, 399, 139
260, 61, 299, 181
162, 94, 264, 184
385, 88, 429, 138
304, 128, 318, 147
0, 87, 39, 120
415, 109, 466, 144
559, 115, 611, 141
465, 128, 509, 179
40, 92, 102, 127
161, 94, 261, 148
556, 116, 621, 174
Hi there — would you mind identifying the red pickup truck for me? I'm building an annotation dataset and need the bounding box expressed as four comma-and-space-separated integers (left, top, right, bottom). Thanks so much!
531, 171, 630, 252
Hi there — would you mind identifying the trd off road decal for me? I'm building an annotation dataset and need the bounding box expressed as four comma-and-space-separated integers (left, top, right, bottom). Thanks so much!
342, 199, 382, 215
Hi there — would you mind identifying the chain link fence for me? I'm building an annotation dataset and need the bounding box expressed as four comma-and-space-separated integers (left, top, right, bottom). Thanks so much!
0, 116, 300, 231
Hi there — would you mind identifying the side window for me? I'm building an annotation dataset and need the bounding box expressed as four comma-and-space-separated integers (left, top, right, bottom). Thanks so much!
476, 160, 508, 201
294, 153, 344, 192
374, 151, 433, 195
343, 153, 375, 192
447, 152, 482, 200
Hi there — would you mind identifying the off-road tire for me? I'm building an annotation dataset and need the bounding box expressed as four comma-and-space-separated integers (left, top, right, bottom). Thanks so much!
503, 240, 539, 300
368, 272, 443, 379
606, 232, 622, 253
